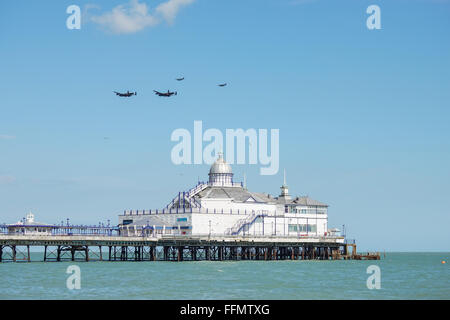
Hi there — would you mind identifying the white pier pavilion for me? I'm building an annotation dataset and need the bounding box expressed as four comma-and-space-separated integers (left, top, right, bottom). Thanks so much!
118, 153, 334, 238
7, 212, 54, 235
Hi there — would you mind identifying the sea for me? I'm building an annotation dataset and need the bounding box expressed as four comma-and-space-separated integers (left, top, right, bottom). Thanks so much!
0, 252, 448, 299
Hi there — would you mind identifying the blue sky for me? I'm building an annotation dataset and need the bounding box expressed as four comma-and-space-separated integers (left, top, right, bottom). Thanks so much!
1, 0, 449, 251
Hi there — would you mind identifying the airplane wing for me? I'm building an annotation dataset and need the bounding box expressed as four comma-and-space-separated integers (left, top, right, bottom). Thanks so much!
154, 90, 166, 96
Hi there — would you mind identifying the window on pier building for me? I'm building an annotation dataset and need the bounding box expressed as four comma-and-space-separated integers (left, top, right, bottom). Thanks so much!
288, 224, 317, 233
285, 205, 297, 213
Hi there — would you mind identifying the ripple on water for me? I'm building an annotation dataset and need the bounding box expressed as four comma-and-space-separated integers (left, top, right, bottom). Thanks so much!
0, 252, 448, 299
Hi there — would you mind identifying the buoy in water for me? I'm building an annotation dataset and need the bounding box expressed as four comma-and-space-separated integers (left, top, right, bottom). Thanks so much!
442, 260, 446, 264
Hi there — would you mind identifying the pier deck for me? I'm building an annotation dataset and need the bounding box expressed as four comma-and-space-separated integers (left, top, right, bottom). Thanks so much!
0, 234, 379, 262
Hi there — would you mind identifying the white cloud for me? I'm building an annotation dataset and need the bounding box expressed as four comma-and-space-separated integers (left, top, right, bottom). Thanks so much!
0, 134, 15, 140
90, 0, 195, 34
91, 0, 158, 34
156, 0, 195, 25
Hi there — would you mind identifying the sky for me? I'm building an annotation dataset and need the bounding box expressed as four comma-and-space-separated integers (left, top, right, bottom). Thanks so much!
0, 0, 449, 251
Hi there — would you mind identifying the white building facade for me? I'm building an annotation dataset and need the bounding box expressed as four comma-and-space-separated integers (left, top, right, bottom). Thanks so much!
7, 212, 54, 235
118, 153, 330, 238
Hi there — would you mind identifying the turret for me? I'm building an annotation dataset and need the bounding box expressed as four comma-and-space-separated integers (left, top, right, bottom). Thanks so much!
279, 169, 291, 200
208, 152, 234, 186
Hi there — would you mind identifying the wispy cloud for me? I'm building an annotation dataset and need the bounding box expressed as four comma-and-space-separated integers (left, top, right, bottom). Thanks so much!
0, 134, 15, 140
156, 0, 195, 25
0, 175, 16, 184
89, 0, 195, 34
28, 177, 81, 187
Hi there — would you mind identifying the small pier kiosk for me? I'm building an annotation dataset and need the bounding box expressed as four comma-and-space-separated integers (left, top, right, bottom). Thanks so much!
6, 213, 54, 235
0, 154, 380, 262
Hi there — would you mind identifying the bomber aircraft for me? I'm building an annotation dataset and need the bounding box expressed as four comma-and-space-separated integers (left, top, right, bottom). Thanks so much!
114, 91, 137, 97
153, 90, 177, 97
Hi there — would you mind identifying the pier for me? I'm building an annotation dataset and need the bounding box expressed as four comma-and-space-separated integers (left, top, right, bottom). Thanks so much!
0, 156, 384, 263
0, 234, 380, 262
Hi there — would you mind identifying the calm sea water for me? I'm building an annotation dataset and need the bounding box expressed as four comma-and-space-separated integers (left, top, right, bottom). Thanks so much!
0, 252, 448, 299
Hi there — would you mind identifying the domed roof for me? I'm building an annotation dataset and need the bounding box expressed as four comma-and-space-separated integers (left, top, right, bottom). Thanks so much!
209, 152, 232, 175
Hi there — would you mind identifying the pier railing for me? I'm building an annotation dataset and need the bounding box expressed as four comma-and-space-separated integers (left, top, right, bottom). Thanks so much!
121, 207, 330, 217
0, 223, 119, 236
121, 207, 279, 216
225, 212, 269, 235
164, 181, 244, 210
158, 233, 345, 240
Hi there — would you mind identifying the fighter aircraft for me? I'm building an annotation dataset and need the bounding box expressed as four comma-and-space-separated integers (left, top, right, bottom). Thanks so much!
217, 83, 227, 87
114, 90, 137, 97
176, 77, 184, 81
153, 90, 177, 97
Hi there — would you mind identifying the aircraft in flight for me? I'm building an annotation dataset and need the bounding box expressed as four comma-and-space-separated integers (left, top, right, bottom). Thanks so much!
114, 91, 137, 97
176, 77, 185, 81
153, 90, 177, 97
217, 83, 227, 87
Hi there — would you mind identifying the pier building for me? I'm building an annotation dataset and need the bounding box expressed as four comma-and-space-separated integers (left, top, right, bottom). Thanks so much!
6, 212, 54, 236
119, 153, 332, 239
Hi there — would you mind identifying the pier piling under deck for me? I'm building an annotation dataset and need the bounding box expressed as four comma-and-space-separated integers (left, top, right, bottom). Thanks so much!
0, 234, 380, 262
